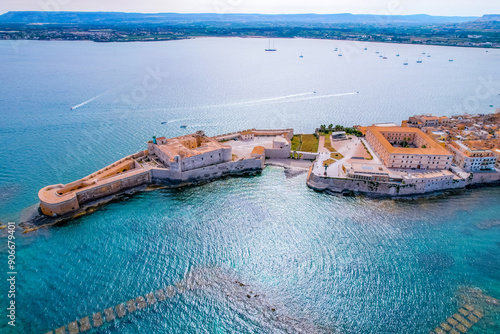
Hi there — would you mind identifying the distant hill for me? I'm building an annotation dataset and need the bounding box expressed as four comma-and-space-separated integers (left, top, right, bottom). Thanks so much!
0, 11, 479, 26
475, 14, 500, 22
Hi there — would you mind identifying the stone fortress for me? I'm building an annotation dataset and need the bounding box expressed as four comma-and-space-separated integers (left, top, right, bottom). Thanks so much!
35, 112, 500, 222
38, 129, 293, 217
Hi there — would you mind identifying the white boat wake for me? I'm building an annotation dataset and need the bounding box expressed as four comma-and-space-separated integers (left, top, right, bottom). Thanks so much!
185, 91, 358, 110
134, 91, 359, 114
70, 91, 110, 110
70, 79, 138, 110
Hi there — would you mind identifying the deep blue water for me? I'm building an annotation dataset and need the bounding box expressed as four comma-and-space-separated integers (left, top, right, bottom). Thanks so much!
0, 38, 499, 333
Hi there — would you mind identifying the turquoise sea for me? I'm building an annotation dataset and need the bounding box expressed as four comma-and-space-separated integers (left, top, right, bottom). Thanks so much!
0, 38, 499, 333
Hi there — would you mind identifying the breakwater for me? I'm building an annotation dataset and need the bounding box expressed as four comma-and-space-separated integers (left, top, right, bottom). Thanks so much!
431, 305, 483, 334
43, 268, 325, 334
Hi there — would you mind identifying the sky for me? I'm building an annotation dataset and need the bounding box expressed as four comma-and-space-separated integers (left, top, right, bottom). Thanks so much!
0, 0, 498, 17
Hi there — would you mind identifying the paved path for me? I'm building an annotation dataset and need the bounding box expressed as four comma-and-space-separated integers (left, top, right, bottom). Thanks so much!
266, 159, 313, 169
312, 137, 383, 178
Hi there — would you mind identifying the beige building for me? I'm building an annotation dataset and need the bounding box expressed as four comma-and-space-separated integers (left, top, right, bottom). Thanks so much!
343, 163, 391, 181
147, 131, 232, 172
366, 126, 453, 169
493, 149, 500, 168
406, 115, 450, 128
447, 141, 497, 172
240, 130, 255, 141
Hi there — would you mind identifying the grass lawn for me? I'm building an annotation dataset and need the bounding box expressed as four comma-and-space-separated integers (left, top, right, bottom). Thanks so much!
300, 134, 319, 152
291, 135, 300, 151
323, 135, 337, 152
331, 152, 344, 160
323, 158, 336, 167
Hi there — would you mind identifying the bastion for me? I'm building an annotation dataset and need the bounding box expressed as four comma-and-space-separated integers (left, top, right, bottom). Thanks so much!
36, 129, 293, 220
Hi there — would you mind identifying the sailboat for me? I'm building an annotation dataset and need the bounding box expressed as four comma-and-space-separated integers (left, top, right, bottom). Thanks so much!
265, 39, 276, 52
416, 55, 423, 63
403, 58, 409, 65
299, 52, 303, 58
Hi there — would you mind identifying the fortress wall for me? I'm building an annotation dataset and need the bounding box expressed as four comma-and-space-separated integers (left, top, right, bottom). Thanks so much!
151, 158, 262, 186
470, 171, 500, 184
265, 147, 290, 159
150, 168, 182, 185
306, 171, 467, 196
150, 145, 172, 167
300, 152, 317, 160
214, 133, 240, 141
75, 170, 150, 205
180, 158, 262, 183
222, 146, 233, 161
252, 129, 294, 139
181, 147, 231, 171
39, 190, 80, 216
85, 150, 148, 180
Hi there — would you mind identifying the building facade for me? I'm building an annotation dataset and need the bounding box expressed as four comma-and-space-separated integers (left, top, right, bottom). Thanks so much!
447, 141, 497, 172
366, 126, 453, 170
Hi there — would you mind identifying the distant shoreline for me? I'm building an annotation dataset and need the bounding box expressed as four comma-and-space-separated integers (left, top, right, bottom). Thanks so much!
2, 36, 498, 49
1, 11, 498, 48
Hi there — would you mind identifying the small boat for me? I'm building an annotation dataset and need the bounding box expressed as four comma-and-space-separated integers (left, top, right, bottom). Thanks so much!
180, 125, 187, 128
265, 39, 277, 52
313, 91, 317, 94
334, 47, 338, 51
161, 121, 167, 124
422, 52, 426, 54
382, 56, 388, 59
427, 55, 431, 57
376, 51, 380, 54
490, 105, 494, 107
338, 54, 343, 56
396, 53, 400, 57
449, 59, 454, 62
364, 48, 367, 50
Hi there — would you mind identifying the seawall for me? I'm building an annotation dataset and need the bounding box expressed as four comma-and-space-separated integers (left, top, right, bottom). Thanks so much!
306, 167, 500, 197
22, 158, 264, 230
